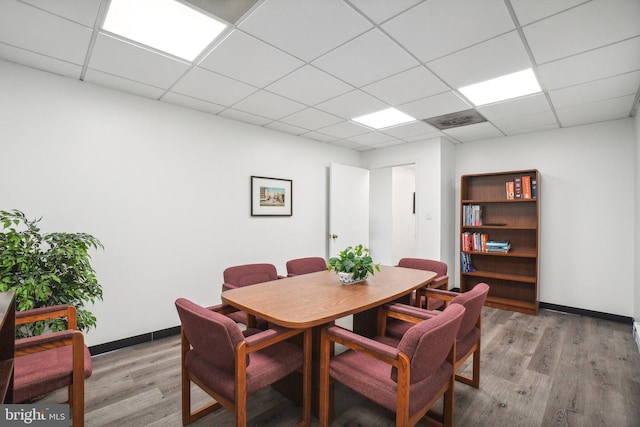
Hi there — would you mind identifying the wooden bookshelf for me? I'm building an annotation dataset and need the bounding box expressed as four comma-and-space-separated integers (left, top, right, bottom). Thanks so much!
460, 170, 539, 314
0, 291, 15, 403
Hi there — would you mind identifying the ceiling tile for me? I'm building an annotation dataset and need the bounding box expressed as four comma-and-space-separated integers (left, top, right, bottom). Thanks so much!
428, 31, 532, 88
442, 122, 504, 142
239, 0, 372, 61
0, 44, 82, 78
266, 65, 353, 106
232, 90, 306, 120
524, 0, 640, 64
312, 29, 418, 87
383, 0, 514, 62
510, 0, 589, 26
348, 0, 422, 23
330, 139, 366, 150
380, 121, 440, 140
492, 111, 559, 135
346, 131, 398, 145
300, 131, 338, 143
278, 108, 343, 131
478, 93, 552, 121
88, 34, 191, 89
199, 30, 303, 88
315, 90, 388, 120
264, 121, 308, 135
84, 69, 166, 99
218, 108, 272, 126
0, 0, 92, 65
20, 0, 102, 27
555, 94, 636, 127
171, 67, 257, 106
537, 37, 640, 90
316, 121, 370, 139
397, 91, 471, 121
549, 71, 640, 108
362, 66, 449, 106
161, 92, 226, 115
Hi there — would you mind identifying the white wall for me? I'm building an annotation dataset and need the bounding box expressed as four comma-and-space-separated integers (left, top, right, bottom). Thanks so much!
455, 119, 636, 316
0, 60, 361, 346
362, 138, 455, 271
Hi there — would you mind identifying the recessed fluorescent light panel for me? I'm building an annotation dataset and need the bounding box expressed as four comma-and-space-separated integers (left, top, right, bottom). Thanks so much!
352, 108, 416, 129
103, 0, 227, 61
458, 69, 541, 106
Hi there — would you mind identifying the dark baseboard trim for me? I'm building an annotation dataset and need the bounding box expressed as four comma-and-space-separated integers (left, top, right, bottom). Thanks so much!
88, 302, 633, 355
89, 325, 180, 356
540, 302, 633, 325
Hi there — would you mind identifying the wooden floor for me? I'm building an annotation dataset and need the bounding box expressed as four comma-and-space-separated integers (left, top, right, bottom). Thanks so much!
37, 307, 640, 426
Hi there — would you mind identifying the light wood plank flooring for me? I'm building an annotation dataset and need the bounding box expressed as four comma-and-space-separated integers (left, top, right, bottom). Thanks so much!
37, 307, 640, 426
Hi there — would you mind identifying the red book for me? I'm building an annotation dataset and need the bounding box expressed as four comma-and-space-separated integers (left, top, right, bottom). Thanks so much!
522, 176, 531, 199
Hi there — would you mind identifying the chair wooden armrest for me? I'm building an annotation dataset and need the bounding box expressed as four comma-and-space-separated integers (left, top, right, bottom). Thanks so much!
15, 305, 77, 329
323, 325, 401, 361
377, 303, 438, 337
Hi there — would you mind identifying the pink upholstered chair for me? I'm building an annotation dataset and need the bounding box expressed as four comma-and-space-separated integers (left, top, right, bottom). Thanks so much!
319, 303, 466, 427
379, 283, 489, 388
397, 257, 449, 310
285, 257, 327, 277
13, 305, 92, 427
221, 263, 281, 327
175, 298, 311, 426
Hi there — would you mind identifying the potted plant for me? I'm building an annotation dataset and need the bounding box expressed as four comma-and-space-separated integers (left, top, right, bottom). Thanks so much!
327, 244, 380, 284
0, 210, 103, 337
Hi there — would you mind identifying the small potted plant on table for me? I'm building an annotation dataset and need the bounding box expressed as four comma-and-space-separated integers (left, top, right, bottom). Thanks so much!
327, 244, 380, 285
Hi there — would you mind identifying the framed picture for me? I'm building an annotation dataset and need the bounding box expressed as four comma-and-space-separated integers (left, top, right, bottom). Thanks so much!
251, 176, 292, 216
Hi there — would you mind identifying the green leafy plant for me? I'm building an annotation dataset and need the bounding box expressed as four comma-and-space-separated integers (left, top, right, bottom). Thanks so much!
327, 244, 381, 281
0, 209, 103, 337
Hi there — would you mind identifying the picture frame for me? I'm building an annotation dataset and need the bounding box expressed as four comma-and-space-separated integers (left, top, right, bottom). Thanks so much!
250, 176, 292, 216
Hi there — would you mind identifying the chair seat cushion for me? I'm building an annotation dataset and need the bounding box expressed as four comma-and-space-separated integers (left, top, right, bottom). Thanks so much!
14, 345, 92, 403
186, 340, 302, 402
329, 348, 452, 416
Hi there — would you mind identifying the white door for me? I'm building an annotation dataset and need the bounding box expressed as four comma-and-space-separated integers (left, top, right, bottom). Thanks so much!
329, 163, 370, 258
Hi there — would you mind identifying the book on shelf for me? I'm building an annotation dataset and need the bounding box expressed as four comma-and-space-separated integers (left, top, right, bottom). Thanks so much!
522, 175, 531, 199
486, 240, 511, 252
462, 204, 482, 226
505, 181, 515, 200
514, 177, 522, 199
460, 252, 475, 272
462, 231, 488, 252
532, 179, 537, 199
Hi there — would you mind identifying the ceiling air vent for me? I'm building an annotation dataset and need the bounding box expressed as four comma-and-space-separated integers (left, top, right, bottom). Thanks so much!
423, 109, 487, 130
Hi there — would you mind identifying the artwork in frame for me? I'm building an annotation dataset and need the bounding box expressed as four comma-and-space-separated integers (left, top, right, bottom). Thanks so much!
251, 176, 292, 216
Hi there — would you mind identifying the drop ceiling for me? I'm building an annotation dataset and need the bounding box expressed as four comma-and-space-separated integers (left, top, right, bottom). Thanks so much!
1, 0, 639, 150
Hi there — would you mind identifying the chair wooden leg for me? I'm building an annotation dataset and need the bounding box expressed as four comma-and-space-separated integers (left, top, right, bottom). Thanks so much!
71, 333, 85, 427
318, 328, 331, 427
454, 346, 480, 388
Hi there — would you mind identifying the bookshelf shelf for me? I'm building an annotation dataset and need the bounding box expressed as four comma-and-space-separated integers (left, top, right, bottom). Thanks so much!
460, 170, 539, 315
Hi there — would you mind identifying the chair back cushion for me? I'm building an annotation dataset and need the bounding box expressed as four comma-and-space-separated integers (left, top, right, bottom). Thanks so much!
450, 282, 489, 339
286, 257, 327, 276
398, 258, 447, 277
223, 263, 278, 286
175, 298, 246, 373
394, 303, 465, 384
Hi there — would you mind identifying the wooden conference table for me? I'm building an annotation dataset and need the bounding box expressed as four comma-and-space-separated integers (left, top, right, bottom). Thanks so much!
221, 265, 437, 417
